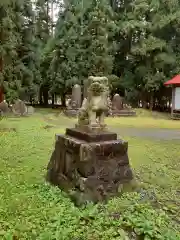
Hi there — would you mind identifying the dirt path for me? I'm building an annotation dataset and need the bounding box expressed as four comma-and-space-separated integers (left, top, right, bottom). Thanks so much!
42, 115, 180, 140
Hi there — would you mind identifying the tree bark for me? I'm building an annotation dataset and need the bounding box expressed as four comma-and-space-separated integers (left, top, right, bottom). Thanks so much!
51, 0, 54, 35
42, 87, 49, 106
39, 87, 43, 105
61, 92, 66, 107
52, 94, 55, 106
149, 93, 154, 111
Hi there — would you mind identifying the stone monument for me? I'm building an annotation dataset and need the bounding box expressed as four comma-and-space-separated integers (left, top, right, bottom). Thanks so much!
112, 94, 123, 110
27, 106, 35, 115
12, 99, 27, 116
0, 100, 10, 115
111, 93, 136, 117
64, 84, 82, 117
47, 76, 133, 204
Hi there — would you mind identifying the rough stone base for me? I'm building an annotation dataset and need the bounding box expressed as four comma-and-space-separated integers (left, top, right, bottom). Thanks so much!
64, 109, 79, 117
46, 128, 133, 204
172, 111, 180, 120
112, 109, 136, 117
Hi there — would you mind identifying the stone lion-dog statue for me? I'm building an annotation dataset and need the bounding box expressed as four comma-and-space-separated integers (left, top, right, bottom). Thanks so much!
77, 76, 109, 128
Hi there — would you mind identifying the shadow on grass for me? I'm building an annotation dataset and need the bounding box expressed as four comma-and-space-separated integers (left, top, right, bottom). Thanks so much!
0, 127, 17, 132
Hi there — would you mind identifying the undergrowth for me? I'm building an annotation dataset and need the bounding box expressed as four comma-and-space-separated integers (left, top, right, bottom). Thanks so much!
0, 112, 179, 239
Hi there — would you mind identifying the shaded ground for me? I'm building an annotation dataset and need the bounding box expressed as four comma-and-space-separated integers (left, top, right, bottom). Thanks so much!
42, 114, 180, 140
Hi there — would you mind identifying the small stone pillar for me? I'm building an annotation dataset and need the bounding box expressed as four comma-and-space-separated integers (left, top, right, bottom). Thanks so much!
0, 100, 10, 115
64, 84, 82, 117
72, 84, 82, 108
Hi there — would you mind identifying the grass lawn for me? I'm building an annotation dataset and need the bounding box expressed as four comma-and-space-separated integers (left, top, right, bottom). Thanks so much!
39, 108, 180, 129
106, 109, 180, 129
0, 109, 180, 239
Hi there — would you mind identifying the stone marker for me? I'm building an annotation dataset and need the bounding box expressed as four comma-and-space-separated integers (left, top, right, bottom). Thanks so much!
27, 106, 35, 115
112, 94, 123, 110
0, 100, 10, 115
64, 84, 82, 117
111, 93, 136, 117
47, 76, 133, 204
12, 99, 27, 116
72, 84, 81, 109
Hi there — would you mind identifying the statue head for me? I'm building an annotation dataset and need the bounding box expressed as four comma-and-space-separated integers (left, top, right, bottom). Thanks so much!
88, 76, 108, 96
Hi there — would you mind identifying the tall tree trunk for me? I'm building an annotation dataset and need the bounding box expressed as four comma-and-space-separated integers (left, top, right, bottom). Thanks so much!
51, 0, 54, 35
150, 93, 154, 111
30, 96, 33, 105
52, 94, 55, 106
55, 94, 57, 104
141, 91, 147, 109
61, 92, 66, 107
47, 0, 50, 35
42, 87, 49, 106
39, 86, 43, 105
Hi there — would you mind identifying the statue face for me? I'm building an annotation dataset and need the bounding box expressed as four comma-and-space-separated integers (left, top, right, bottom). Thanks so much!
90, 82, 103, 94
88, 76, 108, 88
87, 76, 109, 97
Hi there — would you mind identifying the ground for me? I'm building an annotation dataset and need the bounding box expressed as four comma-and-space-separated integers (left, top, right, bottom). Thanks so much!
0, 109, 180, 239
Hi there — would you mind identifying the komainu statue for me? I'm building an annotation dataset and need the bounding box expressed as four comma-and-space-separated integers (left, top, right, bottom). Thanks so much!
77, 76, 109, 128
47, 75, 133, 205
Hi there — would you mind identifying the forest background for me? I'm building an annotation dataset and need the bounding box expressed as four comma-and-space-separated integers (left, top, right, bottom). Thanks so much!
1, 0, 180, 110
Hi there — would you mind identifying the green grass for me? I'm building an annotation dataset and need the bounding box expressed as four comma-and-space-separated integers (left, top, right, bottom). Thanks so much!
0, 111, 180, 239
38, 108, 180, 129
106, 109, 180, 129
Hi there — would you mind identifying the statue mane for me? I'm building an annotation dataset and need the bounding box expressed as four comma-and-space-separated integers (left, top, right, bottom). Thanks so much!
77, 76, 109, 129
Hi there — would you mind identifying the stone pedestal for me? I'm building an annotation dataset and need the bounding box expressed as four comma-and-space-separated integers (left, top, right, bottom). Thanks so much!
64, 109, 79, 117
47, 127, 133, 204
172, 110, 180, 120
111, 93, 136, 117
112, 109, 136, 117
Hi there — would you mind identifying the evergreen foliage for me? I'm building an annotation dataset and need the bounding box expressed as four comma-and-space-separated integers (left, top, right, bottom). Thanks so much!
0, 0, 40, 102
111, 0, 180, 106
0, 0, 180, 108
